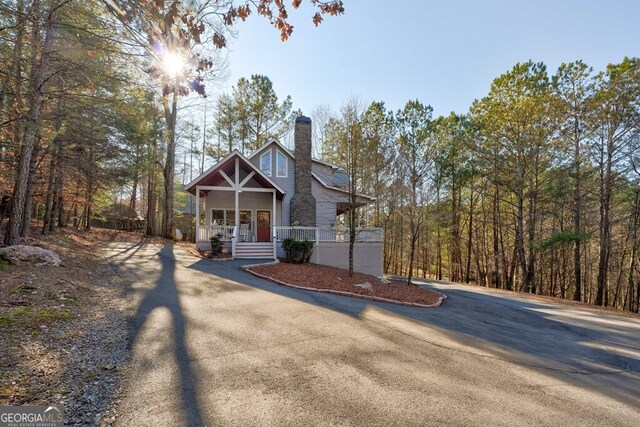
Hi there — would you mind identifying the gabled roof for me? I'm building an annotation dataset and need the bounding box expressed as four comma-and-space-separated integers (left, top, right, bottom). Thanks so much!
184, 149, 285, 199
248, 140, 294, 161
311, 172, 376, 202
248, 140, 343, 171
248, 139, 376, 202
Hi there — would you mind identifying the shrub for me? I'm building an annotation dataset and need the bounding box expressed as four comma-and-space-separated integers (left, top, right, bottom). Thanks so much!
282, 238, 314, 263
210, 233, 223, 256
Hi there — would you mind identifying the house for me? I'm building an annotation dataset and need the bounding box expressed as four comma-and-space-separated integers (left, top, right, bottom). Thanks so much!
184, 116, 384, 276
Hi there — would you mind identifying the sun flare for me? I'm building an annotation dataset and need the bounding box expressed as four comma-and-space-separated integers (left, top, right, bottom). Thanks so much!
162, 51, 186, 78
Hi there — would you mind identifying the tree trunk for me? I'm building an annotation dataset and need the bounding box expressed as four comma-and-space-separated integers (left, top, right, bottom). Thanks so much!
5, 2, 54, 246
526, 166, 539, 294
516, 189, 529, 293
21, 139, 41, 236
450, 185, 462, 282
2, 0, 26, 155
596, 139, 613, 306
492, 184, 501, 288
572, 122, 583, 302
85, 140, 95, 230
626, 189, 640, 311
407, 215, 416, 285
146, 161, 158, 236
465, 186, 474, 283
162, 88, 178, 239
348, 211, 355, 276
42, 153, 57, 234
130, 174, 138, 213
432, 174, 441, 280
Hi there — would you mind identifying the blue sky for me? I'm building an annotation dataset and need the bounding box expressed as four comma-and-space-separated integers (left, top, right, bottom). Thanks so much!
218, 0, 640, 118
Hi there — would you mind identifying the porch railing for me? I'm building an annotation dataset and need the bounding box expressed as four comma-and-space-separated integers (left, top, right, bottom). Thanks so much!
197, 225, 384, 243
197, 225, 235, 242
231, 225, 238, 256
274, 226, 317, 242
273, 226, 383, 243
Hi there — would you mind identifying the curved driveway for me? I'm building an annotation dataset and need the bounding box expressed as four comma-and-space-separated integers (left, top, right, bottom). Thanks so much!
107, 242, 640, 426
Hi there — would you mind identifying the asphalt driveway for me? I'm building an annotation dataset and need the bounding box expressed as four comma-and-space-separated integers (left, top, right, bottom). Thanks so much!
106, 242, 640, 426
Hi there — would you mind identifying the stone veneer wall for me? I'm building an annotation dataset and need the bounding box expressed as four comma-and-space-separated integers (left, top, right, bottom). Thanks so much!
289, 116, 316, 226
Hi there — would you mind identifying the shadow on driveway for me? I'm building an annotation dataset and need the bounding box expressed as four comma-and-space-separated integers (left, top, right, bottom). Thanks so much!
119, 244, 205, 426
186, 255, 640, 409
109, 241, 640, 423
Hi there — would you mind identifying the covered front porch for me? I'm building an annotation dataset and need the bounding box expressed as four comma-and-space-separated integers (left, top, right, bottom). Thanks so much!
185, 150, 285, 258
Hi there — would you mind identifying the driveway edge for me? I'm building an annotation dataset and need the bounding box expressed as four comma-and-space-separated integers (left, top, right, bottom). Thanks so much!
242, 263, 447, 308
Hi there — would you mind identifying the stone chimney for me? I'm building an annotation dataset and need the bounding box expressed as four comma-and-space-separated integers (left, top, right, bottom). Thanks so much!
290, 116, 316, 226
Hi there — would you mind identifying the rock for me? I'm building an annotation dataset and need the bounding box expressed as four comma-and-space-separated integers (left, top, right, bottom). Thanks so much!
0, 245, 62, 266
103, 363, 117, 371
354, 282, 373, 291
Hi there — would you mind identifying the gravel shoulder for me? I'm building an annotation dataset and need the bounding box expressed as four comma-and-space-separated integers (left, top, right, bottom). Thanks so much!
0, 228, 158, 425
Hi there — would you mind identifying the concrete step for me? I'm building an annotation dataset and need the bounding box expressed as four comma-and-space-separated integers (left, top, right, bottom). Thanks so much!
236, 242, 273, 246
235, 242, 274, 259
235, 254, 274, 259
235, 256, 274, 259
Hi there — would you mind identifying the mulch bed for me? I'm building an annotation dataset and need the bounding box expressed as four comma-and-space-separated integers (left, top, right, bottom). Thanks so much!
199, 251, 232, 259
246, 262, 446, 307
177, 243, 233, 260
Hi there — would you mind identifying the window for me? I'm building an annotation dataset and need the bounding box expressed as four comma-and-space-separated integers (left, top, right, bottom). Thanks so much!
260, 150, 272, 176
224, 209, 252, 228
276, 149, 287, 177
211, 209, 224, 225
225, 210, 235, 226
240, 210, 252, 228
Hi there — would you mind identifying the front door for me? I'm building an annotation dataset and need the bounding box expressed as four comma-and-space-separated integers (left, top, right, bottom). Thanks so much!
257, 210, 271, 242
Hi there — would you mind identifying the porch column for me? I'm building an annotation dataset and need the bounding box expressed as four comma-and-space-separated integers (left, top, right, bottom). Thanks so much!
234, 158, 240, 227
234, 189, 239, 229
272, 189, 277, 258
195, 187, 200, 241
272, 190, 276, 227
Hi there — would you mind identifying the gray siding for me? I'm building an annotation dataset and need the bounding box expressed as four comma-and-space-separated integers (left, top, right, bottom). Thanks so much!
312, 179, 342, 227
275, 241, 383, 276
310, 242, 384, 277
311, 178, 373, 227
249, 142, 295, 226
246, 142, 357, 227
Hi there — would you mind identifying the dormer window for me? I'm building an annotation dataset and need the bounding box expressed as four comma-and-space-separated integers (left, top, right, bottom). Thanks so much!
276, 149, 288, 177
260, 150, 271, 176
